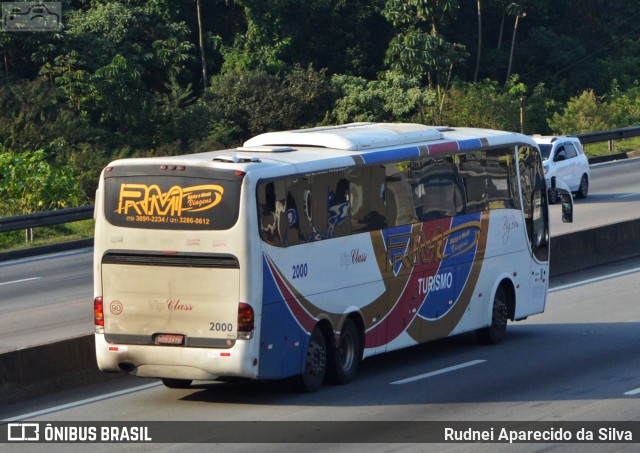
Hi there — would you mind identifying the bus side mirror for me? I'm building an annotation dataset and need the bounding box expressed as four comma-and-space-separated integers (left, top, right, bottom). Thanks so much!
551, 177, 573, 223
560, 193, 573, 223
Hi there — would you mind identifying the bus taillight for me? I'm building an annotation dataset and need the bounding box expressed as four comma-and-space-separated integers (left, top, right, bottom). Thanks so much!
237, 303, 254, 339
94, 297, 104, 332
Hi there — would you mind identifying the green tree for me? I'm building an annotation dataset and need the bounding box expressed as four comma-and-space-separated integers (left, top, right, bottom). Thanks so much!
220, 0, 301, 72
0, 79, 91, 155
507, 74, 527, 132
49, 1, 194, 148
327, 71, 436, 124
0, 149, 84, 216
382, 0, 468, 123
505, 2, 526, 82
442, 79, 516, 130
151, 78, 210, 151
222, 0, 389, 77
382, 0, 467, 86
605, 82, 640, 128
548, 90, 615, 135
523, 82, 557, 135
203, 65, 333, 146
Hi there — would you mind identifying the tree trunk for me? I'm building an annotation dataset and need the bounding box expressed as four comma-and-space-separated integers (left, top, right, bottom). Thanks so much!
3, 50, 8, 80
497, 12, 505, 49
519, 97, 524, 133
506, 15, 519, 81
196, 0, 207, 90
474, 0, 482, 82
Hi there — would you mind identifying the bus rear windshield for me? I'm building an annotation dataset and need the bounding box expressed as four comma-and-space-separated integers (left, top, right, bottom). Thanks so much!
103, 166, 242, 230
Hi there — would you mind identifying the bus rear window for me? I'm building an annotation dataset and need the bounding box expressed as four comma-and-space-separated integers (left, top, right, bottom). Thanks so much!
103, 168, 241, 230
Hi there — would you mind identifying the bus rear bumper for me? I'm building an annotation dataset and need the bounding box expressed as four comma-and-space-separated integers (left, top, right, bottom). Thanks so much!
95, 334, 259, 381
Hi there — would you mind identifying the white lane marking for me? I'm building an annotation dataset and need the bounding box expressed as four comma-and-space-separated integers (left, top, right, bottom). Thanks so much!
1, 382, 162, 422
391, 360, 486, 385
624, 387, 640, 396
550, 266, 640, 293
0, 277, 40, 286
0, 248, 93, 267
615, 193, 639, 198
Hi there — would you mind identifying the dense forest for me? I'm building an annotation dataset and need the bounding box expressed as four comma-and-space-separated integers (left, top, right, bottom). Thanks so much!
2, 0, 640, 214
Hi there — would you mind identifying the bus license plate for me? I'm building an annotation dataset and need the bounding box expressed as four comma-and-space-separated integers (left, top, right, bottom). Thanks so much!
156, 334, 185, 345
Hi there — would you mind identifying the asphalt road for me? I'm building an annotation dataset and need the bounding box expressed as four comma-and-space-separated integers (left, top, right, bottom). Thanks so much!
550, 158, 640, 235
0, 249, 93, 353
2, 256, 640, 452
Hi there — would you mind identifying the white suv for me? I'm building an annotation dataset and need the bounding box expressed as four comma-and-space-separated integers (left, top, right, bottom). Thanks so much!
532, 135, 590, 203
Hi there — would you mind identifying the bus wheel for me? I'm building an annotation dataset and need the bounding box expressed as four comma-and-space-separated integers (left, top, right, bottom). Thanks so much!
298, 327, 327, 392
161, 378, 192, 389
476, 287, 508, 345
327, 318, 361, 385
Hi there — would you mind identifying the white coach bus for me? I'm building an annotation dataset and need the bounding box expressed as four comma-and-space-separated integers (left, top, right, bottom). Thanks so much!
93, 123, 573, 391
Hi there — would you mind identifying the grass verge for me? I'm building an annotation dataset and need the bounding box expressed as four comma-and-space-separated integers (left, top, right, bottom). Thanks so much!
0, 219, 94, 253
583, 137, 640, 158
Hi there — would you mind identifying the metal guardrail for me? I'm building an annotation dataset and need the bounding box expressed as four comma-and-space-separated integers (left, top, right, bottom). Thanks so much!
575, 126, 640, 161
575, 126, 640, 145
0, 206, 94, 233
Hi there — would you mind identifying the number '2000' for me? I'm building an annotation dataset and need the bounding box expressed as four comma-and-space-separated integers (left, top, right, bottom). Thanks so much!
292, 263, 308, 279
210, 322, 233, 331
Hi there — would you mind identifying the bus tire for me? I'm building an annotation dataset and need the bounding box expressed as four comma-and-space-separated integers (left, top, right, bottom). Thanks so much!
476, 287, 508, 345
161, 378, 192, 389
297, 326, 327, 392
326, 318, 361, 385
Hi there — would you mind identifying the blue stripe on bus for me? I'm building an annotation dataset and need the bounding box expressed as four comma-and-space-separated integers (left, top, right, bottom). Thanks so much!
358, 146, 421, 164
259, 255, 307, 379
457, 138, 483, 151
357, 139, 481, 163
419, 212, 482, 320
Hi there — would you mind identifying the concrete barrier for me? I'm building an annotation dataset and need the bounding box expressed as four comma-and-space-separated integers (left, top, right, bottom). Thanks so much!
0, 335, 118, 406
2, 219, 640, 406
550, 218, 640, 277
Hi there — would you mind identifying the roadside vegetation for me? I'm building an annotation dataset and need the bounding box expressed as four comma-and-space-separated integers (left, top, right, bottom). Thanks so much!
2, 1, 640, 250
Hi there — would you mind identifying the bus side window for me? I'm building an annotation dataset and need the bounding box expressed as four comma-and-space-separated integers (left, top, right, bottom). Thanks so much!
415, 157, 465, 221
329, 177, 351, 238
459, 152, 488, 213
485, 148, 518, 209
349, 166, 387, 233
282, 178, 302, 247
385, 162, 418, 227
307, 172, 351, 241
286, 176, 312, 244
258, 181, 286, 246
506, 150, 521, 209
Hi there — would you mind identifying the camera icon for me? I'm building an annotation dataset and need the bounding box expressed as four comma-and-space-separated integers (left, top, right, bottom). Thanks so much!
1, 2, 62, 32
7, 423, 40, 441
